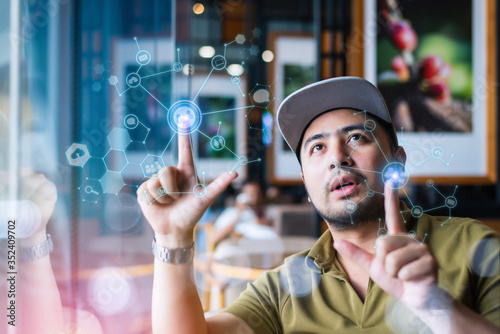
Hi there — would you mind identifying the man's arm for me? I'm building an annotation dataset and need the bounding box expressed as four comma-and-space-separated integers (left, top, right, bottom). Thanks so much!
334, 182, 499, 334
137, 134, 254, 334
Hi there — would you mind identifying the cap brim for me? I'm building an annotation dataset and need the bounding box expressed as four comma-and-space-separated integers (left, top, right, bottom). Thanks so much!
277, 76, 396, 156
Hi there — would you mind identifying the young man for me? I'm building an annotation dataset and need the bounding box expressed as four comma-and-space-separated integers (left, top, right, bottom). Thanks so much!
137, 77, 499, 333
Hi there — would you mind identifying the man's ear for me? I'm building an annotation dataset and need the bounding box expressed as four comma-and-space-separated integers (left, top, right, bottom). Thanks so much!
394, 146, 407, 165
300, 172, 304, 182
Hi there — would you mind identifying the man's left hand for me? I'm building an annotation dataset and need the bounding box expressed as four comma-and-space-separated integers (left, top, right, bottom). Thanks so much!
334, 182, 439, 310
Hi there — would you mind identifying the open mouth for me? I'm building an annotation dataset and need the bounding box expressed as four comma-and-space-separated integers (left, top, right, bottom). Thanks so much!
335, 181, 355, 190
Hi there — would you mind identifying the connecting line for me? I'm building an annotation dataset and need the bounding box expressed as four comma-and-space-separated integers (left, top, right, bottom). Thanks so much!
224, 146, 240, 159
429, 185, 447, 199
142, 124, 151, 144
235, 83, 245, 96
223, 40, 236, 57
407, 155, 433, 172
134, 37, 141, 51
197, 129, 212, 140
247, 158, 261, 164
192, 68, 215, 102
141, 68, 175, 79
363, 179, 384, 195
440, 153, 455, 166
401, 187, 414, 207
136, 65, 143, 74
177, 48, 181, 62
202, 105, 255, 115
347, 130, 367, 159
140, 85, 170, 112
161, 134, 176, 157
114, 85, 131, 97
229, 161, 240, 173
216, 122, 221, 136
344, 166, 382, 175
372, 134, 390, 164
441, 209, 453, 227
142, 189, 192, 205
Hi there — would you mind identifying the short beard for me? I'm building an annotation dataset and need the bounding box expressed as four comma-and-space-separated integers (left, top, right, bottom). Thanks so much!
305, 171, 385, 231
310, 195, 385, 231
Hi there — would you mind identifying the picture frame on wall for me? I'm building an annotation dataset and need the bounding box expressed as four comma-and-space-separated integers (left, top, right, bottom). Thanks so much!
364, 0, 497, 184
268, 33, 317, 184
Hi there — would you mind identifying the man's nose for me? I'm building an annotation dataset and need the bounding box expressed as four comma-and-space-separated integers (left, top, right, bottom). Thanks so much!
328, 144, 352, 172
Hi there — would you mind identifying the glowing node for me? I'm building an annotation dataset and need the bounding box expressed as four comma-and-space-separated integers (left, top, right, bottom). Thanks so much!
408, 230, 417, 238
173, 62, 183, 72
210, 135, 225, 151
426, 179, 434, 187
238, 156, 249, 165
431, 146, 444, 159
123, 114, 139, 129
367, 190, 375, 197
444, 196, 457, 208
167, 100, 202, 135
382, 162, 409, 189
158, 186, 167, 196
108, 75, 119, 86
364, 119, 376, 131
135, 50, 151, 65
344, 201, 357, 214
125, 73, 141, 88
377, 228, 388, 239
231, 75, 241, 84
193, 184, 207, 198
349, 141, 359, 150
411, 206, 424, 218
211, 55, 227, 71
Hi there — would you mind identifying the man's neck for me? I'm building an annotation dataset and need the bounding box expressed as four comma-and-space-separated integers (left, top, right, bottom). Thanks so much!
328, 221, 379, 255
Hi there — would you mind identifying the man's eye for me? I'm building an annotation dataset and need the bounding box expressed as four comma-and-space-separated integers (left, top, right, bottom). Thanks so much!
349, 133, 366, 142
311, 144, 324, 153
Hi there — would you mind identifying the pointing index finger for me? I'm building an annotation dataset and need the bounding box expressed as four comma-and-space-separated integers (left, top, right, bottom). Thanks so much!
384, 180, 406, 235
177, 134, 195, 170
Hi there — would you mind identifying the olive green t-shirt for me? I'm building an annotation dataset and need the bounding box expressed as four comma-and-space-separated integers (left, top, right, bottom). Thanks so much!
224, 213, 500, 333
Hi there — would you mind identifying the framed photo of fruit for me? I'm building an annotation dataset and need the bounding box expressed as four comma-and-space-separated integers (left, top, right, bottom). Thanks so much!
363, 0, 497, 184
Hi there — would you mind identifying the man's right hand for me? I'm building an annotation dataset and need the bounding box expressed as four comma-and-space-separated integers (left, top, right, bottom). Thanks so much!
137, 134, 238, 247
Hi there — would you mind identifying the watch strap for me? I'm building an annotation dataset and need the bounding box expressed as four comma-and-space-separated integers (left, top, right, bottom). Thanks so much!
152, 238, 195, 263
20, 234, 54, 262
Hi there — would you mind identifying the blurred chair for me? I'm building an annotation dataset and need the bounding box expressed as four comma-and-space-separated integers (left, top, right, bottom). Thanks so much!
272, 204, 318, 237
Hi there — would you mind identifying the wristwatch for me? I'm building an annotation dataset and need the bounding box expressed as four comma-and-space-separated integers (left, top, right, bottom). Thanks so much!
152, 238, 195, 263
20, 234, 54, 262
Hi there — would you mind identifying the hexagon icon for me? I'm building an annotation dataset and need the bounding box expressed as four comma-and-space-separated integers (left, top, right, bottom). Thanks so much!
235, 34, 246, 44
108, 75, 119, 86
104, 149, 128, 172
79, 179, 104, 203
140, 155, 165, 178
66, 143, 91, 167
100, 171, 125, 195
107, 127, 132, 150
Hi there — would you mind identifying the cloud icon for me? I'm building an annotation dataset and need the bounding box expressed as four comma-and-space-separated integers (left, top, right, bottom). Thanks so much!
253, 89, 270, 104
71, 148, 85, 159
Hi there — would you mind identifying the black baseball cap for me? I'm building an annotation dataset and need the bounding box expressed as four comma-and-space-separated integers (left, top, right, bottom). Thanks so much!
276, 76, 398, 160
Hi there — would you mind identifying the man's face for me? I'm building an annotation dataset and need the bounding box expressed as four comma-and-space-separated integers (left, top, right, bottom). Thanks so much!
300, 109, 405, 230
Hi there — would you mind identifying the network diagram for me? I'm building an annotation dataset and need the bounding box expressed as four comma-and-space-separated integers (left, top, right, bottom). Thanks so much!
329, 110, 458, 242
66, 35, 278, 205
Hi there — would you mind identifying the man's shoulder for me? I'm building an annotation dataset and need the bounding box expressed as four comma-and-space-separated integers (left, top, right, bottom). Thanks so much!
418, 214, 499, 238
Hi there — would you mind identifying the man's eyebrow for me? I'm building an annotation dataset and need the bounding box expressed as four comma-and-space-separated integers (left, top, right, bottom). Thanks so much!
338, 124, 366, 134
303, 132, 328, 150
